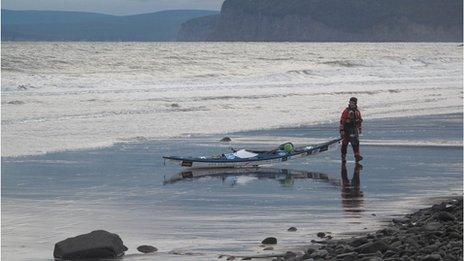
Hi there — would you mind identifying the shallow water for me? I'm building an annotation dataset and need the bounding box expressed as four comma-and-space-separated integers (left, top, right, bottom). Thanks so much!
2, 114, 462, 260
2, 42, 463, 156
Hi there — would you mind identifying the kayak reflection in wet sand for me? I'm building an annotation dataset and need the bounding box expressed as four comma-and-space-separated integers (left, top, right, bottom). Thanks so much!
340, 163, 364, 215
163, 167, 332, 187
164, 166, 364, 215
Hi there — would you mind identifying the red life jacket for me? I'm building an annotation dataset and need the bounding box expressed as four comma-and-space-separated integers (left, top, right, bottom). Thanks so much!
339, 107, 362, 133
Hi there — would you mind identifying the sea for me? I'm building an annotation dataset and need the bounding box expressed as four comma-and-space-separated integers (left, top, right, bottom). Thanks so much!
2, 42, 462, 157
1, 42, 463, 260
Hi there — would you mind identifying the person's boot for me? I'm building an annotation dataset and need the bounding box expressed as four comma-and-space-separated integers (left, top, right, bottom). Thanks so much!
341, 154, 347, 163
355, 154, 363, 163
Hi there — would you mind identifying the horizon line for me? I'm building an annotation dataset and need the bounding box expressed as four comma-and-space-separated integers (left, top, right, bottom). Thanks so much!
1, 8, 220, 17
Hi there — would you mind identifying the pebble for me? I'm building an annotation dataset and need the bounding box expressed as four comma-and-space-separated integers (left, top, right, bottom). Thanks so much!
305, 248, 316, 255
261, 237, 277, 244
435, 211, 456, 222
336, 251, 357, 259
421, 254, 442, 261
136, 245, 157, 253
310, 249, 328, 258
423, 222, 442, 231
354, 240, 387, 254
350, 237, 369, 247
284, 251, 297, 259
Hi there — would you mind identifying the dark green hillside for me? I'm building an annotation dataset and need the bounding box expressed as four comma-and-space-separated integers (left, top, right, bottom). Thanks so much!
2, 9, 219, 41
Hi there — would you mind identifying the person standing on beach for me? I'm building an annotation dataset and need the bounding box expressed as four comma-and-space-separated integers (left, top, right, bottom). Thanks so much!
339, 97, 363, 163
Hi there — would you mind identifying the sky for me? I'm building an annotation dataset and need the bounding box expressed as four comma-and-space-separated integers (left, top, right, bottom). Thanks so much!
1, 0, 224, 15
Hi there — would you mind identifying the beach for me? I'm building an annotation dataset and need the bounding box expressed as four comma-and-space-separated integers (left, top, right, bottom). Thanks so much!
2, 42, 462, 260
2, 113, 462, 260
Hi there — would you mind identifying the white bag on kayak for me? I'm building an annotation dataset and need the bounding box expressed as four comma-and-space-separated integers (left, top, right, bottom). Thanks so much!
233, 149, 258, 159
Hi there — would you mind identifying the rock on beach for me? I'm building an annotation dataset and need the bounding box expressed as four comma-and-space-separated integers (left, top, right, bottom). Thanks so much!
53, 230, 128, 259
137, 245, 158, 253
220, 137, 232, 142
262, 237, 278, 244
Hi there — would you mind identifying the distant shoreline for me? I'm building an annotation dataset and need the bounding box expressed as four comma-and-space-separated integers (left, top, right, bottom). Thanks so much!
1, 9, 218, 42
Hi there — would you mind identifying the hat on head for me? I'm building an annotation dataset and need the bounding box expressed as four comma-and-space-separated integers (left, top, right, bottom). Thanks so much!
349, 97, 358, 104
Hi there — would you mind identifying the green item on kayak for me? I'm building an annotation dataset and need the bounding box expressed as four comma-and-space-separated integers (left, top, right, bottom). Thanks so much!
279, 142, 295, 153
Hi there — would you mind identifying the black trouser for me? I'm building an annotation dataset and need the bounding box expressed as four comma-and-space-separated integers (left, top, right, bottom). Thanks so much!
341, 132, 360, 157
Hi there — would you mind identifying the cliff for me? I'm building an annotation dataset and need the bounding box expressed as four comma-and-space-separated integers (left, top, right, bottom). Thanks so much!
177, 0, 463, 42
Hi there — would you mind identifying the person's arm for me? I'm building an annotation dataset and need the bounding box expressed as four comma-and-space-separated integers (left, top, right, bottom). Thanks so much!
339, 109, 348, 136
357, 110, 363, 134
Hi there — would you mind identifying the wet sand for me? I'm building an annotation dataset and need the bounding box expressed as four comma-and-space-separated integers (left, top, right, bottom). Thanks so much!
1, 113, 462, 260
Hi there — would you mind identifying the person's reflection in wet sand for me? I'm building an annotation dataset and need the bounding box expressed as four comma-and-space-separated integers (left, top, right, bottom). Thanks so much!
341, 163, 364, 216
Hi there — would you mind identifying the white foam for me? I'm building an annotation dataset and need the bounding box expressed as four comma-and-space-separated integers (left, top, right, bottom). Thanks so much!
362, 139, 463, 148
2, 43, 462, 156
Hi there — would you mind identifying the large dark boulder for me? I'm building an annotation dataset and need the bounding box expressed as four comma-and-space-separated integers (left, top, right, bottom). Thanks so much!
53, 230, 128, 259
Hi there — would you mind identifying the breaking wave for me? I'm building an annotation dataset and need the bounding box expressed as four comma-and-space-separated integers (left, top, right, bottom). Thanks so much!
322, 60, 366, 67
1, 42, 462, 156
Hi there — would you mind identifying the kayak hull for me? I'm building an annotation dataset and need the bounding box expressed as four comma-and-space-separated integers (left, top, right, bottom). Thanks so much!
165, 157, 284, 168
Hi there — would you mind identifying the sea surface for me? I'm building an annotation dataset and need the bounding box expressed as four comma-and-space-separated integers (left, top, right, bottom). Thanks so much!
1, 43, 463, 260
2, 42, 462, 156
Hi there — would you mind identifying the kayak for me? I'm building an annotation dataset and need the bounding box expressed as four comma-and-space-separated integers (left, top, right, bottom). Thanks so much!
163, 138, 341, 168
